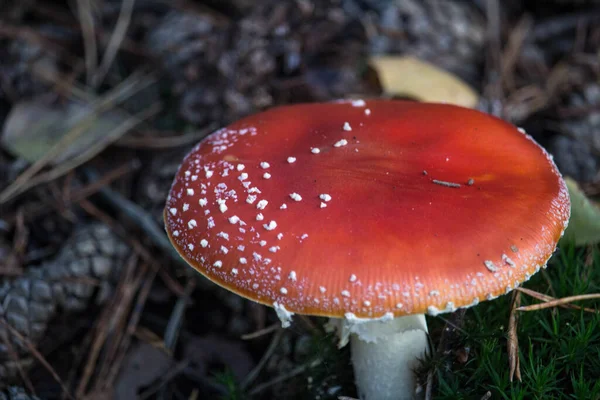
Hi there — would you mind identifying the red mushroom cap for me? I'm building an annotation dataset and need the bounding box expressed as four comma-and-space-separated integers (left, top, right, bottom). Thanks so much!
164, 100, 570, 318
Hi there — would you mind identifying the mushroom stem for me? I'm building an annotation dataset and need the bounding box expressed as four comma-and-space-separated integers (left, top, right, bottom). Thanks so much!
339, 314, 429, 400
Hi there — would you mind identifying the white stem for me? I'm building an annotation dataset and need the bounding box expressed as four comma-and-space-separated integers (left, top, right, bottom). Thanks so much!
335, 314, 429, 400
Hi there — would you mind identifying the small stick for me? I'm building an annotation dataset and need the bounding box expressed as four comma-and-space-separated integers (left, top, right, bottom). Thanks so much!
432, 179, 461, 188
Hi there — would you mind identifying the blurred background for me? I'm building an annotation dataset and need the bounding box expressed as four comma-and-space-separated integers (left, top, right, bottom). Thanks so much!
0, 1, 600, 399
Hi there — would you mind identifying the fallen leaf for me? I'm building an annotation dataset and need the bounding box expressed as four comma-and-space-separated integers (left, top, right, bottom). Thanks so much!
369, 55, 479, 108
1, 99, 129, 164
562, 177, 600, 246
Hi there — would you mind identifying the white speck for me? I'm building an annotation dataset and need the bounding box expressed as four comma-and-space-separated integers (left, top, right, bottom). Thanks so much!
188, 219, 197, 229
185, 171, 191, 177
217, 232, 229, 240
273, 301, 294, 328
341, 290, 351, 298
365, 109, 371, 115
222, 169, 229, 177
343, 122, 352, 131
320, 202, 327, 208
207, 217, 215, 229
259, 240, 267, 246
300, 233, 308, 240
199, 198, 208, 207
287, 157, 296, 163
229, 215, 240, 224
311, 147, 320, 154
239, 258, 247, 264
319, 194, 332, 202
484, 260, 497, 272
313, 299, 320, 304
169, 208, 177, 216
242, 181, 251, 188
351, 99, 366, 107
319, 286, 326, 293
217, 199, 228, 213
237, 164, 245, 171
396, 303, 403, 309
334, 139, 348, 147
186, 188, 194, 196
263, 172, 271, 179
213, 260, 222, 268
256, 213, 264, 221
248, 187, 261, 194
269, 246, 280, 253
429, 290, 440, 296
264, 221, 277, 231
191, 175, 198, 181
205, 169, 214, 178
289, 193, 302, 201
231, 268, 238, 275
182, 203, 189, 212
517, 127, 526, 134
246, 195, 257, 204
260, 162, 270, 169
427, 306, 440, 316
277, 233, 283, 240
200, 239, 208, 247
237, 245, 245, 251
238, 173, 249, 181
173, 230, 179, 237
289, 271, 297, 281
252, 283, 259, 289
502, 254, 516, 268
280, 287, 288, 294
363, 300, 371, 307
188, 244, 194, 251
349, 274, 357, 282
257, 200, 268, 210
220, 246, 229, 254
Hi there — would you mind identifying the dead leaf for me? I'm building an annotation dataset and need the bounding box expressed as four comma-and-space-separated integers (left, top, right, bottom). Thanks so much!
1, 99, 129, 164
114, 341, 173, 400
562, 177, 600, 246
369, 55, 479, 108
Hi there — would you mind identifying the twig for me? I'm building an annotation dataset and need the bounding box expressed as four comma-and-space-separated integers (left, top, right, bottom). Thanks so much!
516, 293, 600, 312
115, 124, 218, 149
507, 290, 521, 382
515, 287, 598, 313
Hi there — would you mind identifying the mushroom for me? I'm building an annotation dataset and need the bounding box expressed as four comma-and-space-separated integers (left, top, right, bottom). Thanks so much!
164, 100, 570, 400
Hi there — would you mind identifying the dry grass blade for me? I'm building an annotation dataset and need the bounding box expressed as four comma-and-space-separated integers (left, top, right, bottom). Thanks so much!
241, 328, 284, 390
0, 318, 75, 399
0, 70, 156, 204
92, 0, 136, 87
76, 0, 98, 85
248, 359, 322, 396
516, 292, 600, 312
241, 323, 279, 340
508, 290, 521, 382
515, 287, 598, 313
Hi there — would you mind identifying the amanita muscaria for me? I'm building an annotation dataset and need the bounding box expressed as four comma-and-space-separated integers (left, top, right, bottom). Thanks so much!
164, 100, 570, 400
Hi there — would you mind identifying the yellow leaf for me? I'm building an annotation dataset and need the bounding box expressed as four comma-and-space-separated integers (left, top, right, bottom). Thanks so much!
369, 56, 479, 109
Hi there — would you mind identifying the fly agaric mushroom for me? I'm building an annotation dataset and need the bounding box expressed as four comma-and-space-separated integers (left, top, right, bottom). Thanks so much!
164, 100, 570, 400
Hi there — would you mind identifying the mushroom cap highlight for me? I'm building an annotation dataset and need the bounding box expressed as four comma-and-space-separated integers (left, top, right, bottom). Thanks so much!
164, 100, 570, 318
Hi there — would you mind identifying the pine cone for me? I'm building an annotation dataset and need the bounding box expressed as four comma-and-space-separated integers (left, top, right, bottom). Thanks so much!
0, 223, 129, 380
146, 1, 365, 125
0, 387, 40, 400
369, 0, 485, 85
